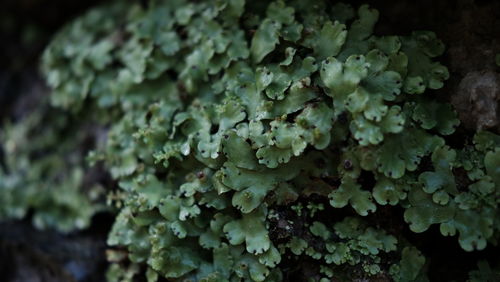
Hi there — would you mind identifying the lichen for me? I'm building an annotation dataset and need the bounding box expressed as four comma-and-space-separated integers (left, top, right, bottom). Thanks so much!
0, 101, 103, 232
1, 0, 498, 281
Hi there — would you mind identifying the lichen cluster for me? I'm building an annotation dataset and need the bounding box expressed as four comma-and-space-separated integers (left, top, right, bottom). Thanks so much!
0, 101, 102, 232
1, 0, 499, 281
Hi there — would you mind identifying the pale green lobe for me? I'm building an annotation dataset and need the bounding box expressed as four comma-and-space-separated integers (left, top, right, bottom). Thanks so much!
484, 148, 500, 186
251, 19, 281, 63
329, 176, 376, 216
404, 187, 455, 233
314, 21, 347, 60
373, 177, 407, 205
266, 1, 295, 25
223, 206, 271, 255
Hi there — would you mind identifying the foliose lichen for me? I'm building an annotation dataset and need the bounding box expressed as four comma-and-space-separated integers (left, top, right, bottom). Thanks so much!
0, 101, 103, 232
2, 0, 498, 280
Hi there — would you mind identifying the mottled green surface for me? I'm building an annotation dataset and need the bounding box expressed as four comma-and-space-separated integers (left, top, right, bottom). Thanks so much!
2, 0, 499, 281
0, 103, 103, 232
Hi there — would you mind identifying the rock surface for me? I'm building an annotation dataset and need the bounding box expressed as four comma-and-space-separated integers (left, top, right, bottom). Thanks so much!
453, 71, 500, 131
